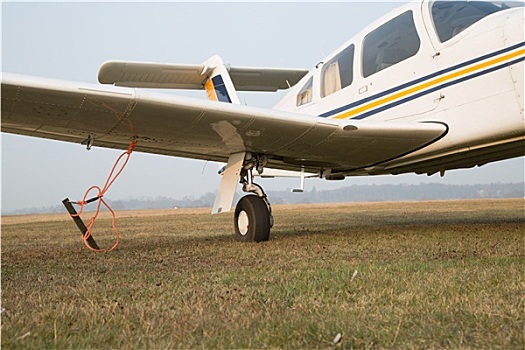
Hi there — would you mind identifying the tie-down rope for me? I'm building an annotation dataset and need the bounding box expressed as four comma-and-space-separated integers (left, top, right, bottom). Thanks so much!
72, 140, 137, 252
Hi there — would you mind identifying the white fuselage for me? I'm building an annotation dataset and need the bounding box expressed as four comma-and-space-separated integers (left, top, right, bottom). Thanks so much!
275, 0, 524, 176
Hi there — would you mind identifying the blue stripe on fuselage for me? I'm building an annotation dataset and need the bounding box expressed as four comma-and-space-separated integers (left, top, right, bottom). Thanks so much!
319, 41, 525, 119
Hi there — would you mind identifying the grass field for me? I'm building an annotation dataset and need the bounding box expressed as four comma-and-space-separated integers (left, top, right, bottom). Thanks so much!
2, 199, 524, 349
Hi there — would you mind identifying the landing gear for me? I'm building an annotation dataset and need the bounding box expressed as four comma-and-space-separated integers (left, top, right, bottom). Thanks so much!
233, 165, 273, 242
214, 152, 274, 242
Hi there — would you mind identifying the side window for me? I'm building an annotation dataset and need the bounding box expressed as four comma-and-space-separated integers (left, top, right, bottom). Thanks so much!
321, 44, 355, 98
362, 11, 421, 78
431, 1, 524, 43
296, 77, 313, 107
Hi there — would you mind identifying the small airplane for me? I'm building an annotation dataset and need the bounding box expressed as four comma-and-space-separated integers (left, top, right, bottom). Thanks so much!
2, 0, 524, 242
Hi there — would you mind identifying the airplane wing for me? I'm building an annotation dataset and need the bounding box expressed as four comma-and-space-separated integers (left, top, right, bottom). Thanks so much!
1, 73, 447, 174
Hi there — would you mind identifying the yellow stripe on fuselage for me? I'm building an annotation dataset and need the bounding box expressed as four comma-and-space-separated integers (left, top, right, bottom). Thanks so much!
332, 48, 525, 120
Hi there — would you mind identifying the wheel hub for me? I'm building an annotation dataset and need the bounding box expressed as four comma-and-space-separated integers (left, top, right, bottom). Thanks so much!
238, 210, 249, 236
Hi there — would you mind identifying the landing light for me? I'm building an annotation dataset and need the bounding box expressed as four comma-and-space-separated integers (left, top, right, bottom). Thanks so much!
343, 125, 359, 131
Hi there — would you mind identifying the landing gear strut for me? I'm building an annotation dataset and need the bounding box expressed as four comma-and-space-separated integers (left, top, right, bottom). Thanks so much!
233, 167, 273, 242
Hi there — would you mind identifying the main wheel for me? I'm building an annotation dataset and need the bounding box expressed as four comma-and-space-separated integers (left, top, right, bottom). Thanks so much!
234, 195, 271, 242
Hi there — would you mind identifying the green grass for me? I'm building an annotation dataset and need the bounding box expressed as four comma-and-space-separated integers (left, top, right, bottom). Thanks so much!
2, 199, 524, 349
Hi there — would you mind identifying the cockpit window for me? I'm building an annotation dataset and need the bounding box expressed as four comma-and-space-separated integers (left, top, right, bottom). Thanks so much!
321, 44, 355, 97
431, 1, 524, 43
362, 11, 421, 78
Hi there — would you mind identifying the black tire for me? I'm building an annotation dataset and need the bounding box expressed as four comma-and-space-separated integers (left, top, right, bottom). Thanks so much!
234, 195, 271, 242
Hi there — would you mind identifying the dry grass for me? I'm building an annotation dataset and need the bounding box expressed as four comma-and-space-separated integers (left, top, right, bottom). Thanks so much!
2, 199, 524, 349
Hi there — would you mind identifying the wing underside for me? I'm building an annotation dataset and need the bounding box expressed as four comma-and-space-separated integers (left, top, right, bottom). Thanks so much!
1, 74, 448, 174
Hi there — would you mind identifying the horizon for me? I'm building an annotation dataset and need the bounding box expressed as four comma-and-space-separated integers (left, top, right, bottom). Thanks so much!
4, 181, 523, 216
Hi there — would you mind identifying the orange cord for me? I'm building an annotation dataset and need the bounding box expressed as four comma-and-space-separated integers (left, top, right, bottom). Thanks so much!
73, 140, 137, 252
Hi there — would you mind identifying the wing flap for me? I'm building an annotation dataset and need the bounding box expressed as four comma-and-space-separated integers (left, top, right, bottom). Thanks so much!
1, 74, 447, 172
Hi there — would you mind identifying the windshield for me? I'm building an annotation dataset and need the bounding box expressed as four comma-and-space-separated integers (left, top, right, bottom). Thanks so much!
431, 1, 524, 42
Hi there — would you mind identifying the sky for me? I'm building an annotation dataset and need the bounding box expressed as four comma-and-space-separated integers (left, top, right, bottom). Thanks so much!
2, 1, 524, 213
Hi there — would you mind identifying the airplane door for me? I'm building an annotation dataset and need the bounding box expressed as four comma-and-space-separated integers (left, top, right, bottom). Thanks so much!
356, 5, 442, 122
